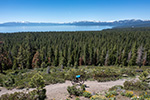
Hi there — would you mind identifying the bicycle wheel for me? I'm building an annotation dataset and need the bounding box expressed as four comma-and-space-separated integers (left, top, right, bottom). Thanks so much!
71, 79, 77, 85
79, 77, 85, 85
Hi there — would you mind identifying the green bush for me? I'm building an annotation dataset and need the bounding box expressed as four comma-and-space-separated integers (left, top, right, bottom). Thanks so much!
93, 68, 121, 82
120, 92, 125, 96
75, 97, 80, 100
67, 85, 84, 96
123, 80, 148, 90
120, 68, 135, 76
83, 91, 92, 98
0, 89, 46, 100
109, 85, 123, 91
29, 72, 45, 89
66, 99, 70, 100
65, 68, 88, 81
125, 91, 134, 97
139, 92, 150, 99
0, 72, 47, 100
43, 74, 65, 85
90, 95, 107, 100
0, 74, 6, 86
81, 84, 86, 91
3, 75, 15, 87
28, 72, 47, 100
29, 89, 46, 100
139, 71, 149, 82
105, 90, 118, 98
0, 92, 30, 100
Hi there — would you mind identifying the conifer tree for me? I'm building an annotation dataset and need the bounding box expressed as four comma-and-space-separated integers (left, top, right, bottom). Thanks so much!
99, 50, 105, 66
16, 45, 25, 69
143, 51, 147, 66
89, 46, 94, 65
147, 50, 150, 65
128, 43, 137, 66
121, 47, 128, 66
84, 44, 89, 65
59, 51, 65, 66
54, 47, 59, 66
136, 46, 144, 67
105, 51, 109, 66
32, 51, 40, 68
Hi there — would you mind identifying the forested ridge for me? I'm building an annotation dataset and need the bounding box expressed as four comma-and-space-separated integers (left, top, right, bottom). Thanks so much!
0, 28, 150, 72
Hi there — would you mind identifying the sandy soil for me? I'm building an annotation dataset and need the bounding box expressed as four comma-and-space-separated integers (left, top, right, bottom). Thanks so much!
0, 79, 126, 100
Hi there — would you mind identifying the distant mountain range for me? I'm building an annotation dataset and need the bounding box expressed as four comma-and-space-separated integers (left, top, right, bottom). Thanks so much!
0, 19, 150, 28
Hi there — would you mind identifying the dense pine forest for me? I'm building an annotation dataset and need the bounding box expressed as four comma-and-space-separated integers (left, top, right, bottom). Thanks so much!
0, 28, 150, 72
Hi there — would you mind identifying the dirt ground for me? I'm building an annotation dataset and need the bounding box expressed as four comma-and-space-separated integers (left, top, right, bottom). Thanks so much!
0, 79, 127, 100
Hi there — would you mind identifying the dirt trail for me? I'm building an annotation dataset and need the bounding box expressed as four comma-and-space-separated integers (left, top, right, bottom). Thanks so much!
0, 79, 126, 100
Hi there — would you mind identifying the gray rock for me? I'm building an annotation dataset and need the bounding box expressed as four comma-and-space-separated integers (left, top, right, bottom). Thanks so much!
122, 74, 128, 77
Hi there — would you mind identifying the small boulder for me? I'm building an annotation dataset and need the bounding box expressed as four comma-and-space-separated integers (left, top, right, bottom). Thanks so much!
122, 74, 128, 77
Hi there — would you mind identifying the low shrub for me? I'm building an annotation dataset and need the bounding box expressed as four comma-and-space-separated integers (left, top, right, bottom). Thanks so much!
120, 68, 135, 76
139, 71, 149, 82
0, 92, 29, 100
125, 91, 134, 97
131, 95, 139, 100
0, 72, 47, 100
139, 92, 150, 99
29, 72, 45, 89
81, 84, 86, 91
75, 97, 80, 100
105, 90, 118, 98
90, 95, 106, 100
43, 74, 65, 85
29, 89, 46, 100
0, 74, 6, 86
0, 89, 46, 100
66, 99, 70, 100
83, 91, 92, 98
3, 75, 15, 87
123, 80, 148, 90
120, 92, 125, 96
67, 85, 84, 96
109, 85, 123, 91
93, 68, 121, 82
65, 68, 88, 81
97, 77, 119, 82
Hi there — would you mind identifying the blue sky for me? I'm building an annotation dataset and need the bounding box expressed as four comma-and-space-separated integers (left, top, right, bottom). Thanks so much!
0, 0, 150, 23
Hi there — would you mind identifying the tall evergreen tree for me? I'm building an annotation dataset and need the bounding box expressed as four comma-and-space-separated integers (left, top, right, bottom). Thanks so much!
136, 46, 144, 67
16, 45, 25, 69
128, 42, 137, 66
84, 44, 89, 65
54, 47, 59, 66
32, 51, 40, 68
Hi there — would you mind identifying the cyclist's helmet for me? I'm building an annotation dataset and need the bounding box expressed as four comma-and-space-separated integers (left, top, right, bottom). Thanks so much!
76, 75, 81, 78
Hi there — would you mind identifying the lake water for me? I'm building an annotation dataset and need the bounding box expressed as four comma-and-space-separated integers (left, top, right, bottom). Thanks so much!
0, 25, 112, 33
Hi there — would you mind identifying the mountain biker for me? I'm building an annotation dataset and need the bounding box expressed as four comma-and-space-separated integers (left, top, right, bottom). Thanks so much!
76, 75, 81, 81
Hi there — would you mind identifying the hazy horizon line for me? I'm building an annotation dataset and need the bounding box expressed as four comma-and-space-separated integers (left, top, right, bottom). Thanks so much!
0, 18, 150, 24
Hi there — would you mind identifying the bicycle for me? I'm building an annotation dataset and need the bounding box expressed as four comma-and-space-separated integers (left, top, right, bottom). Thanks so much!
71, 75, 85, 85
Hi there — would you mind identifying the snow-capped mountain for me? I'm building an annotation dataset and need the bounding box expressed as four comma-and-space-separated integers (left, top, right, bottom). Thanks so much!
0, 19, 150, 27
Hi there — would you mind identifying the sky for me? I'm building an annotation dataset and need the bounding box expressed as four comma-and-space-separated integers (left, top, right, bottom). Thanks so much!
0, 0, 150, 23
